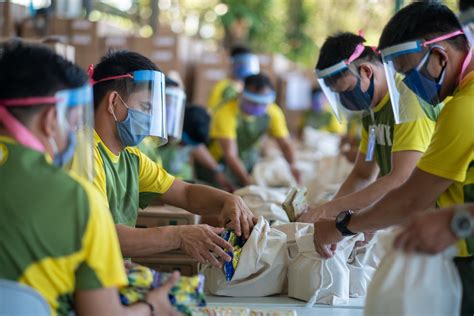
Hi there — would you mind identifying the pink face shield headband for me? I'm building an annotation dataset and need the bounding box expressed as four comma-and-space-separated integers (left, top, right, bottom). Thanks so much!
87, 64, 134, 85
0, 96, 59, 152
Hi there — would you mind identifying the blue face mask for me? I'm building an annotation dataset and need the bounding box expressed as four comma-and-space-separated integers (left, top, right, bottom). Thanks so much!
339, 74, 375, 111
51, 131, 77, 167
402, 50, 447, 106
114, 95, 152, 147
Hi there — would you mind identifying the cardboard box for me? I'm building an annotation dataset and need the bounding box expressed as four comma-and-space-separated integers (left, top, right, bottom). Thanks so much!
69, 19, 99, 69
136, 206, 200, 228
99, 35, 130, 56
0, 37, 75, 63
191, 63, 228, 106
0, 2, 29, 37
132, 251, 199, 276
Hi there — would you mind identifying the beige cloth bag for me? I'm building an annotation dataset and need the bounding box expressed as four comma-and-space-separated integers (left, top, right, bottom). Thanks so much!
252, 157, 297, 187
287, 225, 361, 305
348, 228, 395, 298
365, 242, 462, 316
199, 216, 288, 296
234, 186, 290, 223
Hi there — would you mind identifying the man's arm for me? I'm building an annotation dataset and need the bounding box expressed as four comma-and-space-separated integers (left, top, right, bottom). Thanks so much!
275, 137, 301, 183
160, 178, 255, 238
298, 151, 378, 222
219, 138, 252, 186
75, 272, 182, 316
348, 168, 453, 233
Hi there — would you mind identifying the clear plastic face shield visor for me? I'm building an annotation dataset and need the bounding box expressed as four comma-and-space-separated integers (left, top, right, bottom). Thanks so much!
315, 44, 375, 123
380, 30, 467, 123
240, 89, 276, 117
91, 69, 167, 148
165, 86, 186, 144
459, 8, 474, 47
0, 84, 95, 180
231, 53, 260, 80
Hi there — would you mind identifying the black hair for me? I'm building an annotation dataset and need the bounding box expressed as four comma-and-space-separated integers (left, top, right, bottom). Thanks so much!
459, 0, 474, 12
183, 104, 210, 144
165, 77, 179, 88
230, 45, 252, 58
316, 32, 381, 70
0, 40, 88, 124
92, 50, 160, 110
244, 73, 274, 92
378, 2, 467, 51
312, 86, 323, 95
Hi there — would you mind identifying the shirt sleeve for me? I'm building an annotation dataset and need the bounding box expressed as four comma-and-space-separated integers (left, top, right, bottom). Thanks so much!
208, 80, 227, 110
417, 96, 474, 182
391, 117, 435, 153
210, 102, 238, 139
75, 180, 128, 290
127, 148, 175, 194
267, 104, 290, 139
358, 125, 369, 154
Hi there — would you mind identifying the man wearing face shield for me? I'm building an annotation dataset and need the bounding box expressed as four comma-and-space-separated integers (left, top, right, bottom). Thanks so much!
209, 73, 300, 187
0, 42, 181, 316
298, 32, 436, 223
84, 50, 256, 269
207, 46, 260, 112
310, 4, 473, 314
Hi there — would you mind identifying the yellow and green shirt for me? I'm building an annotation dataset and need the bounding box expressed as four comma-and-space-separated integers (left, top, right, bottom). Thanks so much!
209, 100, 290, 165
207, 78, 241, 112
91, 131, 175, 227
359, 94, 435, 176
417, 71, 474, 256
0, 136, 127, 316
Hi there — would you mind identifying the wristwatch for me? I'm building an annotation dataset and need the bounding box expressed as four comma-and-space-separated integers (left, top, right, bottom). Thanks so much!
335, 210, 357, 236
451, 206, 474, 239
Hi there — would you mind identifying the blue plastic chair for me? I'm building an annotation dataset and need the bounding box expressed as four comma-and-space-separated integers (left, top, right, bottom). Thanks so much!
0, 279, 50, 316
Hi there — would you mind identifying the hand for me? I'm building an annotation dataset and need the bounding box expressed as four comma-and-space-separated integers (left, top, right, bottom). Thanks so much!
313, 218, 344, 259
290, 164, 302, 184
178, 225, 233, 267
214, 171, 236, 192
297, 205, 327, 223
354, 231, 375, 249
146, 271, 183, 316
394, 209, 457, 254
220, 195, 257, 239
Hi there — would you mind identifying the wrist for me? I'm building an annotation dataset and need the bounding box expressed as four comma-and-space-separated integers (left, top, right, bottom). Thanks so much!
335, 210, 357, 236
139, 299, 155, 316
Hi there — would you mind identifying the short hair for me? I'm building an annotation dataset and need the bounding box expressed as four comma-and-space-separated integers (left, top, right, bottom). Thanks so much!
244, 73, 274, 92
230, 45, 252, 58
0, 40, 88, 124
378, 2, 467, 51
182, 104, 210, 144
459, 0, 474, 12
165, 77, 179, 88
92, 50, 160, 110
316, 32, 381, 70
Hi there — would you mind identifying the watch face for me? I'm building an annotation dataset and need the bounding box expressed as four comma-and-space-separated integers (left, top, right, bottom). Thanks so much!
336, 212, 346, 223
457, 217, 471, 231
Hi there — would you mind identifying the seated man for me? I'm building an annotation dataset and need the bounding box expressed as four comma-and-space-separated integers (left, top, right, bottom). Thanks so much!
85, 50, 255, 267
209, 73, 300, 187
0, 41, 179, 316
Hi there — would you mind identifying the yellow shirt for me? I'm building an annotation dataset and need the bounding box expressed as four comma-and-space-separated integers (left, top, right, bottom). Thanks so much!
209, 100, 290, 160
417, 71, 474, 256
207, 78, 241, 112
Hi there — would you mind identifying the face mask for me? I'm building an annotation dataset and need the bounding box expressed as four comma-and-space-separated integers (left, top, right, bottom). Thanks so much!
311, 93, 324, 112
240, 101, 268, 117
49, 131, 77, 167
402, 50, 447, 106
114, 95, 152, 147
339, 74, 375, 111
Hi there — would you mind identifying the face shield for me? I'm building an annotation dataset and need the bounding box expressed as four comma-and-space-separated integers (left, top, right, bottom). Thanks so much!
91, 69, 167, 148
0, 83, 95, 180
165, 86, 186, 144
231, 53, 260, 80
459, 8, 474, 47
240, 89, 276, 117
381, 30, 466, 123
315, 44, 375, 123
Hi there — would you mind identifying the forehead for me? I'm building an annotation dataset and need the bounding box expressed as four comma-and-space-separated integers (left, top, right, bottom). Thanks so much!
324, 70, 358, 92
391, 50, 426, 73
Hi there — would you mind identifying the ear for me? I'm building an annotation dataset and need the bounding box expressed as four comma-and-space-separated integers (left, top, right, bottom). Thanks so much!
432, 46, 448, 67
359, 63, 374, 80
106, 91, 119, 117
40, 105, 58, 139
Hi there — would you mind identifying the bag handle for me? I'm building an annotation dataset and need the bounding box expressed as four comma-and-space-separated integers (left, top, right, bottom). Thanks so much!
305, 259, 334, 307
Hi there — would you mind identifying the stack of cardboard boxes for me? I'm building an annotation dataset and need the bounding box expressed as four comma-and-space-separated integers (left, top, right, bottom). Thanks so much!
0, 2, 29, 37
